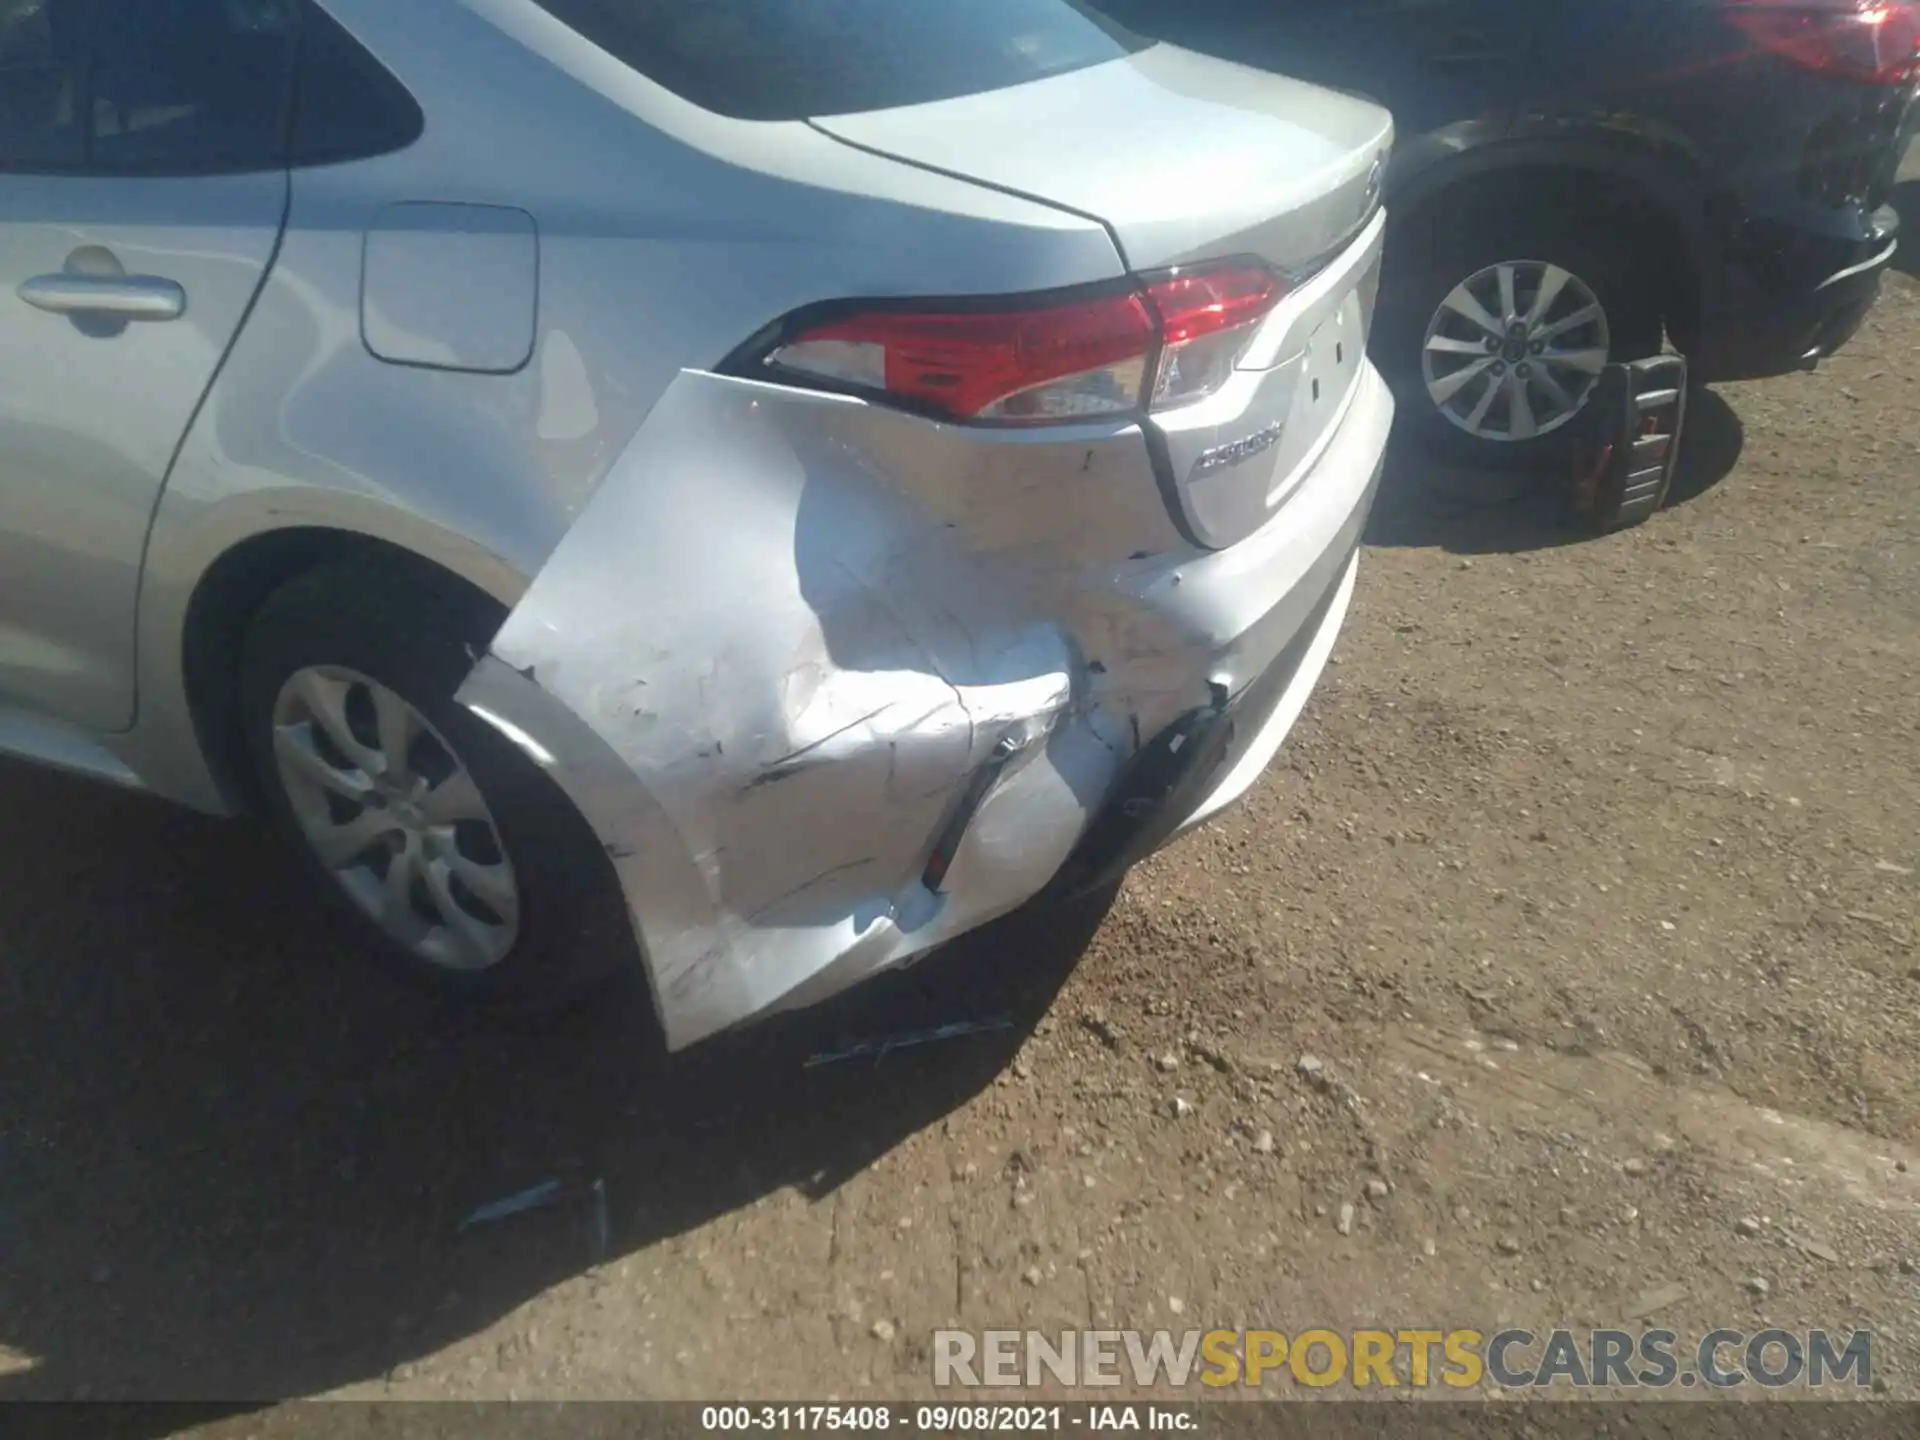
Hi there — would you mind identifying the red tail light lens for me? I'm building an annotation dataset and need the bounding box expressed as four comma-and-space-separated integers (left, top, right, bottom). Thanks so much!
765, 293, 1156, 423
755, 262, 1285, 426
1727, 0, 1920, 84
1144, 266, 1286, 409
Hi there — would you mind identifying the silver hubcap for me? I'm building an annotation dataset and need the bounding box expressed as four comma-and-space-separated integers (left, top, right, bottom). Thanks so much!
1422, 260, 1611, 442
272, 666, 520, 971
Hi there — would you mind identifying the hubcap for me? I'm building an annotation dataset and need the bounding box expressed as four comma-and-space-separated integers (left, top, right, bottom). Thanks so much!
1422, 260, 1611, 442
272, 666, 520, 971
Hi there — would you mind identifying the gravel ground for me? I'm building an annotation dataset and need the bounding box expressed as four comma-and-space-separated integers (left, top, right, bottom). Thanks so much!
2, 175, 1916, 1418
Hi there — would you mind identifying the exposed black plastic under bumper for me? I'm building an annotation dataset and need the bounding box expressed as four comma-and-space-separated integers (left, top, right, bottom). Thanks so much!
1050, 531, 1361, 902
1688, 209, 1898, 383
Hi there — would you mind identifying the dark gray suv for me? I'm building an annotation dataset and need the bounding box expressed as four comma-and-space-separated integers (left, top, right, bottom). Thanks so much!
1099, 0, 1918, 464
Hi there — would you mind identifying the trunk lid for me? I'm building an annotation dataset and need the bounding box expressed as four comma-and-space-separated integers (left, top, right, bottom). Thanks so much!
811, 43, 1393, 275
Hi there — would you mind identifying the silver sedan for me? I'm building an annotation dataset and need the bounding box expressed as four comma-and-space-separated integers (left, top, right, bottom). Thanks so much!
0, 0, 1393, 1051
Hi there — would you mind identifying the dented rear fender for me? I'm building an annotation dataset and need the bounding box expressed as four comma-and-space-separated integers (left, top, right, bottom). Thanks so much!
454, 370, 1181, 1050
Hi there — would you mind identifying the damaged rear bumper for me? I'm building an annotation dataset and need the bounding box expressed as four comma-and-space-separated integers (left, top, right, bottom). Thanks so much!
455, 363, 1391, 1052
1051, 528, 1363, 901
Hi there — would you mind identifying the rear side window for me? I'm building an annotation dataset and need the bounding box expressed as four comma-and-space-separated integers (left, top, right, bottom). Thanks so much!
289, 0, 424, 166
527, 0, 1149, 121
0, 0, 418, 176
88, 0, 299, 174
0, 0, 85, 169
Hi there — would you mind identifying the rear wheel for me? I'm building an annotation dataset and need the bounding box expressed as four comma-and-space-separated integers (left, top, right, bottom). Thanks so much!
1377, 211, 1664, 467
238, 558, 640, 1017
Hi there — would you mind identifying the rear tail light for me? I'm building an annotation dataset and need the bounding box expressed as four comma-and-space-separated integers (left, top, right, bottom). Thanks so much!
1147, 267, 1287, 409
749, 263, 1284, 427
1726, 0, 1920, 84
762, 292, 1157, 423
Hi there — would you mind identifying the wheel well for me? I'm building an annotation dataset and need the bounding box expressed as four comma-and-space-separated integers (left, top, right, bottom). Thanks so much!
182, 529, 507, 811
1387, 163, 1701, 350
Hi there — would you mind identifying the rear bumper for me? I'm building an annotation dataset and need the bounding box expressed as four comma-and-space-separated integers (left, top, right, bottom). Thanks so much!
456, 364, 1392, 1052
1052, 489, 1368, 900
1687, 207, 1899, 382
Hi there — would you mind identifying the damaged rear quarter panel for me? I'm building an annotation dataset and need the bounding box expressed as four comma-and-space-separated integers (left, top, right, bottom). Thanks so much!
460, 369, 1186, 1050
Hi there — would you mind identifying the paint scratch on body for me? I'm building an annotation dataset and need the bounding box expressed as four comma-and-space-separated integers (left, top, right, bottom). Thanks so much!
450, 364, 1380, 1052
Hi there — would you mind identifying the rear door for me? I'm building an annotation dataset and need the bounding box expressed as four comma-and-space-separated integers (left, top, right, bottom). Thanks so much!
0, 0, 293, 731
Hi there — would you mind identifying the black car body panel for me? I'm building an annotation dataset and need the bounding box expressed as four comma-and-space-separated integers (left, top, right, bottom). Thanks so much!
1098, 0, 1919, 383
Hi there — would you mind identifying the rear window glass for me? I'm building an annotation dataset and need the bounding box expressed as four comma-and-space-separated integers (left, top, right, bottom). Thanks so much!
526, 0, 1149, 120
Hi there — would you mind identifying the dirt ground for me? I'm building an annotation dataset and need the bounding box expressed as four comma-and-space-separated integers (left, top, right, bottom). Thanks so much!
2, 176, 1917, 1418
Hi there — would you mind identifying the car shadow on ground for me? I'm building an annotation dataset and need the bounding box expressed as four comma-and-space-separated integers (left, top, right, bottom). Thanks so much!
1365, 385, 1746, 556
0, 759, 1112, 1407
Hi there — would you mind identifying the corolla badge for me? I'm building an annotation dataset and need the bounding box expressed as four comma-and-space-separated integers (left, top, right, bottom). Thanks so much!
1193, 421, 1284, 475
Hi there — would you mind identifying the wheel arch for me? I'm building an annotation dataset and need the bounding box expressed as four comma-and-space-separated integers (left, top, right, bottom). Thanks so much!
147, 514, 528, 815
1383, 125, 1719, 353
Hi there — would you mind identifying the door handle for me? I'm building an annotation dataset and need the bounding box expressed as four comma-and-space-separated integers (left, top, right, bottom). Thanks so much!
17, 273, 186, 321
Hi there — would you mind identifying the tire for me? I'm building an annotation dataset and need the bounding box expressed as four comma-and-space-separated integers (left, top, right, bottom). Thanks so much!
1375, 208, 1665, 469
238, 556, 642, 1019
